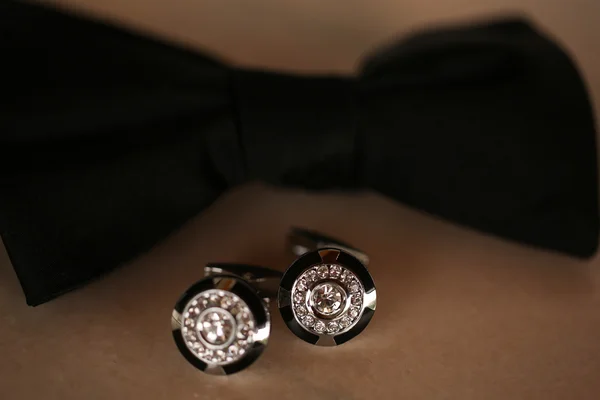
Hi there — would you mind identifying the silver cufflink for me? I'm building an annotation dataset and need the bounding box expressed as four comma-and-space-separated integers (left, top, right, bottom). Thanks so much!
172, 228, 376, 374
171, 264, 281, 375
277, 227, 377, 346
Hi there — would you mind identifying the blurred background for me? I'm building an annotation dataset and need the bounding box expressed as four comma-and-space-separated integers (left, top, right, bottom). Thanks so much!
44, 0, 600, 121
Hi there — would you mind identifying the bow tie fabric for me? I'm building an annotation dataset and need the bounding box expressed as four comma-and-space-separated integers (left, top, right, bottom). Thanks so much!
1, 1, 598, 306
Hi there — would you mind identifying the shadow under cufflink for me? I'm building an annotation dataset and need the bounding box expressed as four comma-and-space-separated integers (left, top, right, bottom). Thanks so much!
171, 263, 281, 375
278, 227, 377, 347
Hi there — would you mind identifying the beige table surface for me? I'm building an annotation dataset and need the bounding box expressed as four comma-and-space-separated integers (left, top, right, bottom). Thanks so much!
2, 186, 600, 399
2, 1, 600, 399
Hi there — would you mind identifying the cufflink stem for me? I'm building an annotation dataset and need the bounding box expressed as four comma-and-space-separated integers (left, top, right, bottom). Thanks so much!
287, 227, 370, 267
204, 263, 282, 301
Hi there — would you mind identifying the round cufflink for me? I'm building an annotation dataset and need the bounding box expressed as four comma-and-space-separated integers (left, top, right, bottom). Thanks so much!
278, 228, 377, 346
171, 264, 279, 375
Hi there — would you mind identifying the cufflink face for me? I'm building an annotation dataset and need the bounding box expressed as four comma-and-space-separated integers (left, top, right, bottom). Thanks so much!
278, 248, 377, 346
172, 275, 270, 375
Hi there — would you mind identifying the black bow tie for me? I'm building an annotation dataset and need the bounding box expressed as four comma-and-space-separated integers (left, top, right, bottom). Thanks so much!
1, 1, 598, 306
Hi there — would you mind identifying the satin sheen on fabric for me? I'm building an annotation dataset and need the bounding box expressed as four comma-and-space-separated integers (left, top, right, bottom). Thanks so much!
0, 1, 597, 306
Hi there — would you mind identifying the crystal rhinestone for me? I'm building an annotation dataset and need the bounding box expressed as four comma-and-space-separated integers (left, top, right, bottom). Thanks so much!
237, 324, 252, 340
349, 307, 360, 319
302, 315, 316, 327
348, 280, 360, 293
293, 291, 305, 303
220, 297, 235, 310
314, 321, 326, 333
214, 350, 227, 362
339, 270, 349, 282
305, 269, 318, 282
209, 294, 220, 306
297, 279, 308, 291
184, 318, 195, 327
198, 310, 235, 345
351, 294, 362, 305
329, 265, 342, 278
239, 311, 251, 322
339, 316, 352, 328
228, 345, 239, 357
295, 305, 307, 316
191, 300, 198, 307
199, 297, 210, 308
311, 282, 345, 315
317, 265, 329, 279
327, 322, 339, 333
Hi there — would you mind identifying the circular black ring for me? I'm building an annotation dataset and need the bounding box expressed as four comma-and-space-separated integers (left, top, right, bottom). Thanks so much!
277, 248, 376, 346
172, 274, 270, 375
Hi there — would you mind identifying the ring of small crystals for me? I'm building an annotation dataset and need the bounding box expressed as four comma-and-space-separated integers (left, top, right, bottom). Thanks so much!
180, 289, 257, 366
292, 264, 364, 335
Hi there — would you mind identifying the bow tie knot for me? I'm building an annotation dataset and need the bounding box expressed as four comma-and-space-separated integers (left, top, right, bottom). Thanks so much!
229, 70, 358, 189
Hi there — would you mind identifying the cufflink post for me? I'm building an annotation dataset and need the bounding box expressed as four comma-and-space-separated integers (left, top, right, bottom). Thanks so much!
287, 227, 370, 267
204, 263, 282, 301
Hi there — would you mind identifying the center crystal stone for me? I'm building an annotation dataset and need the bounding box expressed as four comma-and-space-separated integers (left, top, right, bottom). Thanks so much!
310, 282, 346, 317
197, 308, 235, 346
